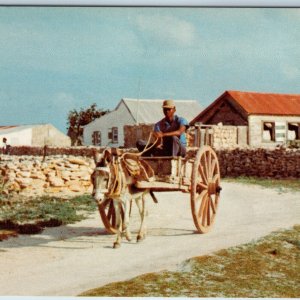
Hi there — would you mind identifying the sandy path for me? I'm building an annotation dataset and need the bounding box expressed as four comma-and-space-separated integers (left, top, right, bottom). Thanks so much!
0, 182, 299, 296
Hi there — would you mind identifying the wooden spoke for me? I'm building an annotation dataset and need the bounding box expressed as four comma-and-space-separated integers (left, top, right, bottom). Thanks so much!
98, 198, 124, 234
198, 182, 208, 190
207, 150, 212, 179
206, 196, 211, 226
203, 151, 209, 181
209, 195, 216, 214
190, 146, 221, 234
195, 190, 207, 213
210, 159, 216, 178
199, 165, 208, 184
200, 193, 208, 226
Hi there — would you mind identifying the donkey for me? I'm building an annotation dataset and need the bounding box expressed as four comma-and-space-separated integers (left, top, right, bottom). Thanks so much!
92, 149, 153, 248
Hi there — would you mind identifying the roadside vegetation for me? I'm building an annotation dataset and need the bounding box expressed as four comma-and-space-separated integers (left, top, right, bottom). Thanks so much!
80, 225, 300, 297
224, 176, 300, 192
0, 194, 97, 239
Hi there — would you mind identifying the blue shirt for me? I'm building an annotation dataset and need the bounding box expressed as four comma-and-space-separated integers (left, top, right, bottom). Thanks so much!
154, 115, 189, 146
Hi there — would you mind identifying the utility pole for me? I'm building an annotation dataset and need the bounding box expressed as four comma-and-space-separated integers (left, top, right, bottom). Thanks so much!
136, 77, 142, 125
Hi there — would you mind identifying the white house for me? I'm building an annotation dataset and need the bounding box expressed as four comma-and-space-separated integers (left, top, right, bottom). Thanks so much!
83, 98, 202, 147
0, 124, 71, 147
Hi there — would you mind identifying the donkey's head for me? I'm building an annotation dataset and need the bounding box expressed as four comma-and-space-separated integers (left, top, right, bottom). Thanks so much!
91, 149, 112, 202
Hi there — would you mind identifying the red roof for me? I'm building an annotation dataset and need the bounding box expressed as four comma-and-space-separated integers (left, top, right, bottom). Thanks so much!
0, 126, 18, 130
227, 90, 300, 115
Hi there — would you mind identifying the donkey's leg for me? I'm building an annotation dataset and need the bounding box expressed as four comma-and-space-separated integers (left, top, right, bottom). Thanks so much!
136, 193, 147, 242
113, 199, 123, 249
123, 195, 132, 242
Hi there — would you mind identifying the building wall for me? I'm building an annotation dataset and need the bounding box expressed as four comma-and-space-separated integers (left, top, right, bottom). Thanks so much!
124, 124, 248, 149
83, 102, 135, 147
0, 128, 33, 146
248, 115, 300, 148
203, 100, 247, 126
124, 124, 154, 148
32, 124, 71, 147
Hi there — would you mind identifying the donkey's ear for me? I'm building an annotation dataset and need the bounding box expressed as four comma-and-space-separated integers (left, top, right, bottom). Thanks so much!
93, 150, 103, 164
103, 149, 112, 163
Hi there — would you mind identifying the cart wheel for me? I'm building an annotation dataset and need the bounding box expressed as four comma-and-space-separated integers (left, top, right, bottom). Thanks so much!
191, 146, 221, 233
98, 198, 124, 234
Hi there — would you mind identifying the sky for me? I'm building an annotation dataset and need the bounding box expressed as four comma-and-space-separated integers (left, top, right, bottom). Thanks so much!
0, 7, 300, 133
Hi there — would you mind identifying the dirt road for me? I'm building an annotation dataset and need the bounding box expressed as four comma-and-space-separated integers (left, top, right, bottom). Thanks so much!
0, 182, 299, 296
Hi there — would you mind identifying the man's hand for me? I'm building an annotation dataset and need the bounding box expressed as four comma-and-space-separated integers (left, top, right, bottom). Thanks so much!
153, 131, 164, 139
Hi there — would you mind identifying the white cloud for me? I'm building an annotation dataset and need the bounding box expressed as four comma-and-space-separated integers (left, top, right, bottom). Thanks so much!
134, 14, 197, 46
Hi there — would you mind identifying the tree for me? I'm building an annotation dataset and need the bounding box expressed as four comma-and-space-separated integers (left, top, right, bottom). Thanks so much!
67, 103, 109, 146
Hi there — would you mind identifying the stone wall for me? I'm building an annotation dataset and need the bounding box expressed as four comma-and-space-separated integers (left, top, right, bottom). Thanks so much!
1, 147, 299, 198
192, 124, 248, 149
216, 148, 300, 178
0, 155, 96, 197
124, 124, 248, 150
124, 124, 154, 148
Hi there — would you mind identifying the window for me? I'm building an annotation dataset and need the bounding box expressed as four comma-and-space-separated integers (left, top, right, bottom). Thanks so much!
108, 127, 118, 143
288, 123, 300, 140
112, 127, 118, 143
92, 131, 101, 146
262, 122, 275, 142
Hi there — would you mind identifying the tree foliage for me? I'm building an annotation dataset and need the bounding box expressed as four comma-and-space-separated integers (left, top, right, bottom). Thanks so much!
67, 103, 109, 146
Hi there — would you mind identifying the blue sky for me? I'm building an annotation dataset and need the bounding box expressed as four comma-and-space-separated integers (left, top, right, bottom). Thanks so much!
0, 7, 299, 133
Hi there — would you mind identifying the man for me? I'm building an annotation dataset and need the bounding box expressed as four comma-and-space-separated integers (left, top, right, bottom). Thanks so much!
1, 137, 8, 154
137, 99, 189, 157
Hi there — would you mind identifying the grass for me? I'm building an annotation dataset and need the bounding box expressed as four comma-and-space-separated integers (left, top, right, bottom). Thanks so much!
224, 176, 300, 192
80, 225, 300, 298
0, 194, 97, 237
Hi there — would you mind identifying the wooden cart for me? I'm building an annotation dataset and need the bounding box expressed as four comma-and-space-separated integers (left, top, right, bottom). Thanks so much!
98, 145, 222, 234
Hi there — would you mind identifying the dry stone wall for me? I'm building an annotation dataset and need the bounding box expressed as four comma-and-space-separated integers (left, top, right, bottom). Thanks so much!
216, 148, 300, 178
1, 147, 299, 198
0, 155, 96, 197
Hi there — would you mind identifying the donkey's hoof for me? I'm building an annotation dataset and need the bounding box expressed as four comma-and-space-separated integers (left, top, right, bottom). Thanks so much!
113, 242, 121, 249
136, 235, 145, 243
126, 235, 132, 242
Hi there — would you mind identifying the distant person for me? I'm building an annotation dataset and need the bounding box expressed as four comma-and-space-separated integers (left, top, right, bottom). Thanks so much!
2, 137, 11, 154
137, 100, 189, 157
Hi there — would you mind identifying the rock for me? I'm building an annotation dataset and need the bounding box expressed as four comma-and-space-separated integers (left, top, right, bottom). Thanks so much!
49, 177, 65, 187
61, 170, 72, 180
68, 158, 89, 166
69, 183, 83, 192
15, 178, 33, 189
17, 171, 31, 178
30, 172, 46, 180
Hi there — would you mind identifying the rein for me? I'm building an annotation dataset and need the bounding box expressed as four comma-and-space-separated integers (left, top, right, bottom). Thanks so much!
105, 132, 158, 197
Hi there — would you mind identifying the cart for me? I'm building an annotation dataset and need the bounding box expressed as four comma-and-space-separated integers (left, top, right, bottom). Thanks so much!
96, 144, 222, 235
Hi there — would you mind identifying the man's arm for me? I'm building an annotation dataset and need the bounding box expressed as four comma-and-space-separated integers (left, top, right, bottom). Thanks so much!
154, 125, 186, 138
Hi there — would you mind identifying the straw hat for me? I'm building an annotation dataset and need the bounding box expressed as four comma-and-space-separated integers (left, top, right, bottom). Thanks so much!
162, 99, 175, 108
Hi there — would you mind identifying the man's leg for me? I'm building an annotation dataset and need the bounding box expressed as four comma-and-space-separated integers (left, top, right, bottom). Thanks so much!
163, 136, 186, 157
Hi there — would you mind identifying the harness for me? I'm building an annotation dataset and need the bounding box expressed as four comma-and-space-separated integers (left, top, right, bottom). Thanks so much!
105, 133, 157, 198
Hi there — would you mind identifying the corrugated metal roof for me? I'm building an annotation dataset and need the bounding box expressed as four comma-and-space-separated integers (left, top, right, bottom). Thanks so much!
122, 98, 202, 123
227, 90, 300, 115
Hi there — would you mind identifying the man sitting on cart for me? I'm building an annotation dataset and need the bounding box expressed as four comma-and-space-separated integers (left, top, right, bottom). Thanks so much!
137, 99, 189, 157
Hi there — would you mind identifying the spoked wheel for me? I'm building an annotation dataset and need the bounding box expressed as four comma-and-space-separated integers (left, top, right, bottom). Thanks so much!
191, 146, 221, 233
98, 198, 124, 234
